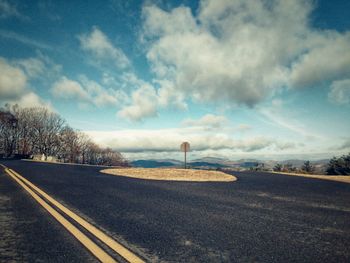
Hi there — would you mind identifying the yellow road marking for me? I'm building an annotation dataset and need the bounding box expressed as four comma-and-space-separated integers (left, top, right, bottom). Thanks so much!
4, 166, 144, 263
4, 168, 116, 263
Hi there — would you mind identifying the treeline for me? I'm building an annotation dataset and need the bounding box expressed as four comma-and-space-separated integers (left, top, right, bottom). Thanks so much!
326, 153, 350, 175
0, 104, 128, 166
273, 161, 315, 174
273, 154, 350, 175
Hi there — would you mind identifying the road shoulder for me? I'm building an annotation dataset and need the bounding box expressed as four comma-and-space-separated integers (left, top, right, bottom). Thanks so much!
271, 171, 350, 184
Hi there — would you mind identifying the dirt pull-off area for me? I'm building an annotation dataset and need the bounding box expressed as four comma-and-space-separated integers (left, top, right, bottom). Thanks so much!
273, 172, 350, 184
100, 168, 236, 182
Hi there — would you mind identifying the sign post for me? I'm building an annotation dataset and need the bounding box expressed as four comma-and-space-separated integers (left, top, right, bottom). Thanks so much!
180, 142, 190, 169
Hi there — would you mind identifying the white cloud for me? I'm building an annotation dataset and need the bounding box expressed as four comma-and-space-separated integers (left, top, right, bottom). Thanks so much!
0, 0, 21, 19
51, 72, 167, 121
117, 73, 188, 121
274, 141, 296, 151
290, 32, 350, 88
15, 58, 45, 78
79, 26, 130, 69
0, 58, 27, 99
0, 29, 51, 49
11, 92, 53, 109
117, 84, 158, 121
0, 56, 55, 110
51, 77, 90, 101
51, 75, 127, 108
79, 75, 127, 107
259, 107, 323, 139
328, 79, 350, 105
182, 114, 228, 129
181, 114, 251, 134
338, 138, 350, 150
156, 79, 187, 110
13, 53, 62, 83
236, 124, 252, 132
2, 91, 53, 112
141, 0, 350, 108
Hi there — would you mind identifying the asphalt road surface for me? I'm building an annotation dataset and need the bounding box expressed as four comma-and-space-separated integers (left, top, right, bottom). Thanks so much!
1, 160, 350, 262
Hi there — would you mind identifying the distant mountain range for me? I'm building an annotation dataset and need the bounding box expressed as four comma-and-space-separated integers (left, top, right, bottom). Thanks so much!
130, 157, 330, 169
131, 159, 179, 168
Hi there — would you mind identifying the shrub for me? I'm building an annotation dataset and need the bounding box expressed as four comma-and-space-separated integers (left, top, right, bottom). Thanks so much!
273, 163, 282, 171
326, 153, 350, 175
301, 161, 314, 174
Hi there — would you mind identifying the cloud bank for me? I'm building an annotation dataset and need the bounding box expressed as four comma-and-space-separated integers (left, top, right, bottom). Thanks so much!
85, 127, 295, 153
182, 114, 228, 130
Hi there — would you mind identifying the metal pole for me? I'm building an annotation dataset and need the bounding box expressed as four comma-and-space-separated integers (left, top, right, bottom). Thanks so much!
184, 150, 187, 169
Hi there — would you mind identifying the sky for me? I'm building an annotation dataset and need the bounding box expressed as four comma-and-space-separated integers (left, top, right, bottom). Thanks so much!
0, 0, 350, 161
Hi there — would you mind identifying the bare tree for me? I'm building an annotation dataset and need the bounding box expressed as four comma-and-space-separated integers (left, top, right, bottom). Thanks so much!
59, 126, 80, 163
0, 105, 18, 157
76, 131, 91, 164
25, 107, 65, 158
16, 107, 33, 155
85, 140, 100, 165
99, 147, 125, 166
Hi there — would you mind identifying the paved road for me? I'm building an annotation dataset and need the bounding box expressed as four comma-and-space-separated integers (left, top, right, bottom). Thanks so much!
1, 160, 350, 262
0, 164, 96, 262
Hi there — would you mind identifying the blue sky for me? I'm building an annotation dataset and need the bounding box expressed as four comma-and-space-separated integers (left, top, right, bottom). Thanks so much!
1, 0, 350, 160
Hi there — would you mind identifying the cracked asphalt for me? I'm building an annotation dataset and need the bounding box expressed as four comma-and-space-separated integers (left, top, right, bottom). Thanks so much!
1, 160, 350, 262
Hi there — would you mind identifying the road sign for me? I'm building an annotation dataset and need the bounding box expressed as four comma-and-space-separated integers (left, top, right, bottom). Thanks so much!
180, 142, 190, 169
180, 142, 190, 152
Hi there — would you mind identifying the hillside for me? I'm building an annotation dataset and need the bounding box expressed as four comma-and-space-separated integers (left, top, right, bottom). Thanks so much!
131, 160, 176, 168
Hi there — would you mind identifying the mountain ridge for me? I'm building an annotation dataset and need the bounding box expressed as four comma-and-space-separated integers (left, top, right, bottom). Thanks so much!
130, 157, 330, 169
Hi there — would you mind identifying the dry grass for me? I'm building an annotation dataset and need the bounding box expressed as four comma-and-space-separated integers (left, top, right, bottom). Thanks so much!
272, 171, 350, 184
100, 168, 237, 182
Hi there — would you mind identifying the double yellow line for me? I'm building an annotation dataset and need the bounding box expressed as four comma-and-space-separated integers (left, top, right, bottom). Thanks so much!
1, 164, 144, 263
